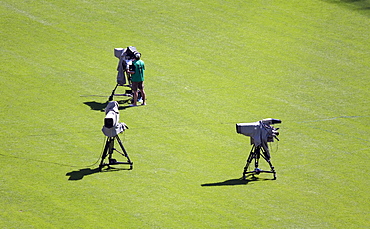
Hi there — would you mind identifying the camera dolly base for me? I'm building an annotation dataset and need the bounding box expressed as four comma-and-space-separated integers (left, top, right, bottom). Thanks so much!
242, 145, 276, 180
99, 135, 133, 171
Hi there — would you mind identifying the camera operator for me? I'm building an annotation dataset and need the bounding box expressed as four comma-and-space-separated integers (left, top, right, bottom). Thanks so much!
127, 53, 146, 106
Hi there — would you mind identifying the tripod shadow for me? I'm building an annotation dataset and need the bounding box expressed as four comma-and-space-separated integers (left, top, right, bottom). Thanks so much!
66, 166, 132, 180
66, 168, 101, 180
83, 99, 131, 112
84, 101, 108, 112
201, 176, 273, 187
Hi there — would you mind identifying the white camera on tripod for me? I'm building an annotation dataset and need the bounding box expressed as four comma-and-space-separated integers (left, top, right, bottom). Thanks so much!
115, 46, 140, 86
102, 101, 128, 137
236, 118, 281, 150
236, 118, 282, 180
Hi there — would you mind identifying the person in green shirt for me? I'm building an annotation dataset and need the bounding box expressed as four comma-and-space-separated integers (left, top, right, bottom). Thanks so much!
127, 53, 146, 106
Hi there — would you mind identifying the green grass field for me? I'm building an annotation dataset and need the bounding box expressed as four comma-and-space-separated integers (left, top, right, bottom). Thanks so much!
1, 0, 369, 228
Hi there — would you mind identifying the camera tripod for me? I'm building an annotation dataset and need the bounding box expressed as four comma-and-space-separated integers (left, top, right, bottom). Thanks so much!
108, 69, 133, 101
242, 144, 276, 180
99, 135, 133, 171
108, 83, 142, 104
108, 83, 132, 101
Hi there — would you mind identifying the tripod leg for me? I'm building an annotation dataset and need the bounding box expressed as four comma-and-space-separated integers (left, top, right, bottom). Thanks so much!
127, 73, 132, 85
254, 146, 261, 172
126, 73, 134, 103
99, 137, 111, 171
260, 147, 276, 180
108, 138, 115, 164
115, 135, 133, 170
269, 160, 276, 180
242, 145, 255, 179
266, 158, 276, 180
109, 84, 119, 101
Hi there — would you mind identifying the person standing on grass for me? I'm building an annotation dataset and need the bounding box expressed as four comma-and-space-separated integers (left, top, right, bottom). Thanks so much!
127, 53, 146, 106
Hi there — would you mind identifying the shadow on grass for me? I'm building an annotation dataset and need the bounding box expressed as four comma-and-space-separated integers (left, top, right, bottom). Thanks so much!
66, 166, 132, 180
66, 168, 101, 180
84, 101, 108, 112
323, 0, 370, 14
201, 176, 274, 187
83, 99, 132, 112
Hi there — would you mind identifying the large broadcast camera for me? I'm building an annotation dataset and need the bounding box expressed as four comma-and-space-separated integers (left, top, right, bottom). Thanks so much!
114, 46, 140, 86
99, 101, 133, 171
102, 101, 128, 137
236, 118, 281, 180
109, 46, 141, 101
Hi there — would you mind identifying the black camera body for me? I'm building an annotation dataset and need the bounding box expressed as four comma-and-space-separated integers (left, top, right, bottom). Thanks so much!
124, 46, 140, 59
114, 46, 140, 59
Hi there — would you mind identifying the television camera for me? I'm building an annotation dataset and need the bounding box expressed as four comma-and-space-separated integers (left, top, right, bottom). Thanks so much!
109, 46, 141, 101
99, 101, 133, 171
236, 118, 281, 180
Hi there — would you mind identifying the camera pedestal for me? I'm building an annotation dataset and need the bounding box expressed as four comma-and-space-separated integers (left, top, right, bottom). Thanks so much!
99, 135, 133, 171
242, 145, 276, 180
